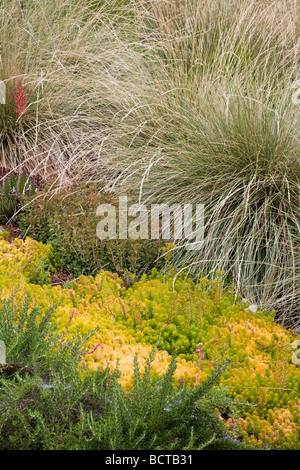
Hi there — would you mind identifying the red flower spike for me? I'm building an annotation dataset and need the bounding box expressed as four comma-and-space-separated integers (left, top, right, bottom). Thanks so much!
14, 80, 27, 117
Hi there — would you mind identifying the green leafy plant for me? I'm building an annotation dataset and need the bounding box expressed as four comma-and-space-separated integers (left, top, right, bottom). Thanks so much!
0, 292, 251, 450
0, 290, 111, 451
80, 347, 249, 450
18, 185, 164, 281
0, 171, 35, 222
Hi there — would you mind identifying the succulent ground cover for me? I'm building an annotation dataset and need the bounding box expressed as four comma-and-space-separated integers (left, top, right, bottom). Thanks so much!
0, 233, 299, 449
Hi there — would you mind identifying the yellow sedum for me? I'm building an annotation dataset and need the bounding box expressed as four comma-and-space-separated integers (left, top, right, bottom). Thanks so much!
0, 233, 299, 449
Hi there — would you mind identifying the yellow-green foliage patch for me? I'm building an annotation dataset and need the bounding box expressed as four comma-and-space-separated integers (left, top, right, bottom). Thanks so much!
0, 233, 299, 449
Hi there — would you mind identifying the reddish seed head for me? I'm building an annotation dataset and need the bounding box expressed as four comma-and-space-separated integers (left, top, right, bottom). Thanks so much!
14, 80, 27, 117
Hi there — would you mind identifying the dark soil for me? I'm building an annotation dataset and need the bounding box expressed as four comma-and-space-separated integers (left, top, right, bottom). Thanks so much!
50, 271, 74, 287
0, 222, 22, 240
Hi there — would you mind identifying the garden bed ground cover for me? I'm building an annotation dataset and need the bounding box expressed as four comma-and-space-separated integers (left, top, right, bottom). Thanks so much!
0, 233, 299, 449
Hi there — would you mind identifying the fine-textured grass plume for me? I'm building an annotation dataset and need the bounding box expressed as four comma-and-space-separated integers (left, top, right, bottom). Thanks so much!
0, 0, 124, 184
97, 0, 300, 327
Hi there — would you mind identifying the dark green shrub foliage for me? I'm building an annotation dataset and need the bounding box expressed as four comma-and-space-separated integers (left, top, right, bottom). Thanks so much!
18, 185, 164, 281
0, 293, 251, 450
78, 352, 249, 450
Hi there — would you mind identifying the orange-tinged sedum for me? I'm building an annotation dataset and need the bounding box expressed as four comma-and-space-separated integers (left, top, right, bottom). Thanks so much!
0, 233, 299, 449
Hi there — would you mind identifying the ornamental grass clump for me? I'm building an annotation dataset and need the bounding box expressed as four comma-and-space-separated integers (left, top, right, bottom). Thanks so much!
100, 0, 300, 327
0, 0, 123, 184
